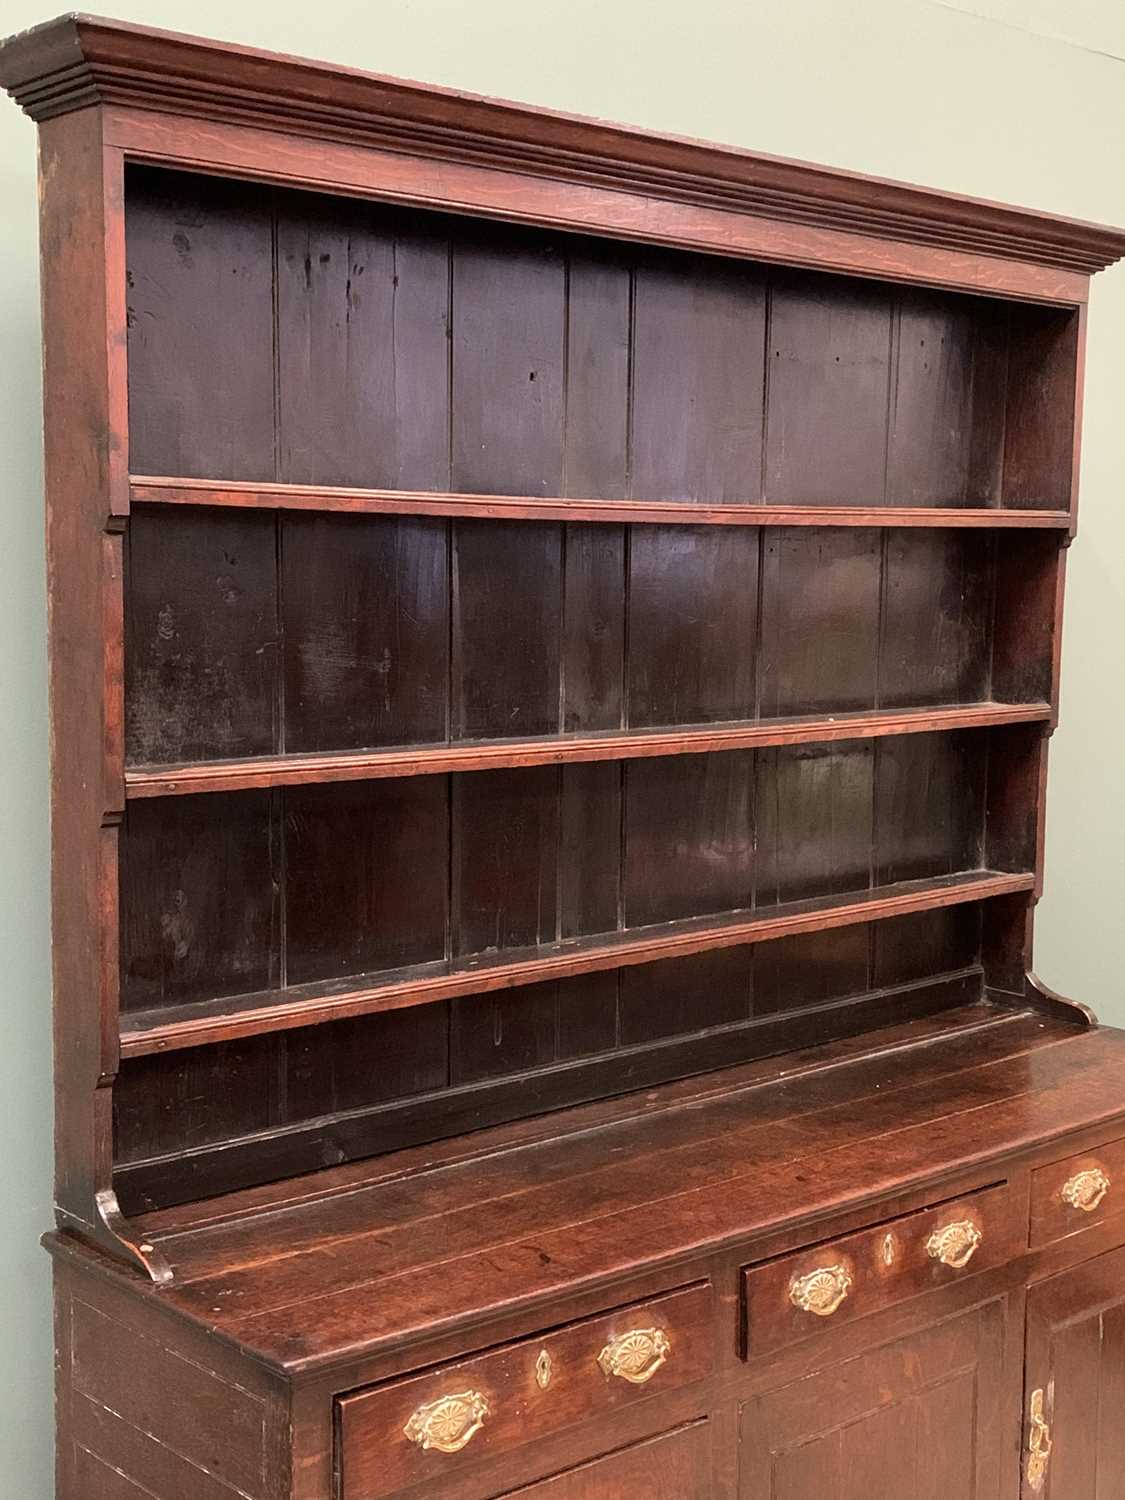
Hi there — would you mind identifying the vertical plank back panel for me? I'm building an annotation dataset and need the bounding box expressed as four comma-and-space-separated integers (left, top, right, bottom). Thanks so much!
453, 520, 563, 739
281, 513, 449, 753
125, 507, 278, 764
286, 1006, 451, 1116
120, 791, 278, 1012
126, 167, 275, 480
619, 948, 752, 1045
454, 766, 562, 955
873, 904, 981, 988
564, 252, 631, 499
276, 198, 450, 489
765, 274, 892, 504
755, 742, 875, 904
879, 531, 993, 708
888, 290, 978, 505
562, 524, 626, 732
284, 779, 448, 984
559, 761, 622, 940
451, 229, 566, 495
624, 752, 754, 926
758, 530, 880, 717
631, 252, 765, 501
874, 730, 986, 884
753, 926, 871, 1016
627, 527, 759, 726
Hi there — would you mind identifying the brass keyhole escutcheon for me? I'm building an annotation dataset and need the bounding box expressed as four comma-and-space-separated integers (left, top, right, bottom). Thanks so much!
1026, 1388, 1053, 1491
535, 1349, 552, 1389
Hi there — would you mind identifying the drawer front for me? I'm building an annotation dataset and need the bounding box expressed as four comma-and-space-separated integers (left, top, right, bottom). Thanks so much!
1030, 1134, 1125, 1248
742, 1184, 1019, 1358
499, 1421, 708, 1498
336, 1283, 713, 1500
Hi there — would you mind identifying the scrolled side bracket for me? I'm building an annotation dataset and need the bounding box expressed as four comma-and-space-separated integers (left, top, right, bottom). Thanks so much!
1025, 971, 1098, 1028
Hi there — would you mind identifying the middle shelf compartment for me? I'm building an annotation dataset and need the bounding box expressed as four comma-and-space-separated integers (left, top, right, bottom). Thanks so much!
118, 722, 1041, 1054
124, 506, 1060, 780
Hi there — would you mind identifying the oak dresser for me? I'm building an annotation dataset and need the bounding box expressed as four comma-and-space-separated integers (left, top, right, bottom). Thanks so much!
3, 15, 1125, 1499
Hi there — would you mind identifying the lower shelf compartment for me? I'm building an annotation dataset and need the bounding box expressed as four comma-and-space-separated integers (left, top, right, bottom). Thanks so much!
115, 967, 984, 1212
119, 868, 1033, 1058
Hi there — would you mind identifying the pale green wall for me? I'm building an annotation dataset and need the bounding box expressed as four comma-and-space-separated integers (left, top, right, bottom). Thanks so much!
1, 2, 1122, 1491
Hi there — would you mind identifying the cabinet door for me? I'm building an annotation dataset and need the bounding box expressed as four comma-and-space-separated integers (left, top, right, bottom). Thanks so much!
1023, 1244, 1125, 1498
502, 1422, 709, 1497
740, 1299, 1009, 1499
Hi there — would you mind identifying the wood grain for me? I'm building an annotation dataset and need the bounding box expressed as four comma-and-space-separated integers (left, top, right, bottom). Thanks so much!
276, 194, 450, 489
112, 1021, 1125, 1373
125, 505, 279, 764
741, 1303, 1007, 1500
132, 476, 1074, 528
125, 166, 275, 481
336, 1284, 711, 1499
281, 513, 449, 753
118, 869, 1034, 1056
124, 701, 1052, 798
1024, 1245, 1125, 1500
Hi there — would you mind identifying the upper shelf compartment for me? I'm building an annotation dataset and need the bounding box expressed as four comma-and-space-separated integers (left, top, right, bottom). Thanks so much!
123, 509, 1060, 774
124, 166, 1082, 517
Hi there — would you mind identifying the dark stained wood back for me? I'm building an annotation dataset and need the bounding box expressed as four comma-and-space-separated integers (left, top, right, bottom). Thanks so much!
124, 167, 1079, 510
102, 165, 1080, 1210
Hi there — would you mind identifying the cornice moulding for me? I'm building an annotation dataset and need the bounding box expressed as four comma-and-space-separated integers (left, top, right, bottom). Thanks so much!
3, 13, 1125, 277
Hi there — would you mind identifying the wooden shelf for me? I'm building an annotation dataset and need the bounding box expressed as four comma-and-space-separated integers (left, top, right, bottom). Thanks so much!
118, 868, 1036, 1057
113, 974, 987, 1212
124, 701, 1053, 797
131, 477, 1073, 529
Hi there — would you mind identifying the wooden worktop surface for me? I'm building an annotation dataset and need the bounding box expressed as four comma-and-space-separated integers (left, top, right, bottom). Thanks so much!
48, 1003, 1125, 1377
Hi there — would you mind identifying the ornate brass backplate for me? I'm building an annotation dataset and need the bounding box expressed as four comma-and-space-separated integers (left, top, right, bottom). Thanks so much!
1062, 1166, 1110, 1213
789, 1263, 852, 1317
403, 1389, 490, 1454
597, 1327, 671, 1384
926, 1219, 983, 1270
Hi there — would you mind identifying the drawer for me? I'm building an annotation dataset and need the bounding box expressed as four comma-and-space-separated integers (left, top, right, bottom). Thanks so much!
1030, 1134, 1125, 1248
742, 1183, 1019, 1358
336, 1282, 713, 1500
495, 1421, 708, 1498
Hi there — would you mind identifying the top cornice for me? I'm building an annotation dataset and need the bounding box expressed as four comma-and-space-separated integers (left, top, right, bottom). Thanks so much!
3, 13, 1125, 277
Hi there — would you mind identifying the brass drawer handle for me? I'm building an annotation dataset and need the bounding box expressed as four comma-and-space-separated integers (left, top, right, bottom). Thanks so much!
1062, 1166, 1110, 1213
597, 1327, 670, 1384
1026, 1388, 1052, 1491
403, 1390, 490, 1454
926, 1219, 982, 1270
790, 1264, 852, 1317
